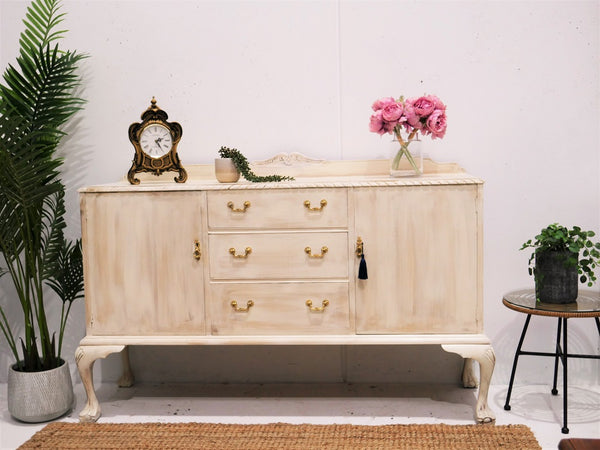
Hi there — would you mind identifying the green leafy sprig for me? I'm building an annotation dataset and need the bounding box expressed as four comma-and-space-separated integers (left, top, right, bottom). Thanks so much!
218, 146, 294, 182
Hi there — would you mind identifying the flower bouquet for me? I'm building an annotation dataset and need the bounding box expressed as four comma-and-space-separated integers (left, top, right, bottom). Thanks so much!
369, 95, 447, 176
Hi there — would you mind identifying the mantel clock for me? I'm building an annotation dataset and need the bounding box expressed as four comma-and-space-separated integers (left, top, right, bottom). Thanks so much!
127, 97, 187, 184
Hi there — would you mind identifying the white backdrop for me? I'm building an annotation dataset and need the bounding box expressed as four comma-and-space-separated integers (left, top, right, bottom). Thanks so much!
0, 0, 598, 387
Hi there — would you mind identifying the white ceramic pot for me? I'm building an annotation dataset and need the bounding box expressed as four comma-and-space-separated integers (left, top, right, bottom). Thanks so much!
215, 158, 240, 183
7, 360, 74, 422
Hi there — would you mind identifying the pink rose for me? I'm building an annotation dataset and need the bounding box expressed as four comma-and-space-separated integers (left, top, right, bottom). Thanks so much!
409, 96, 436, 117
426, 110, 447, 139
371, 96, 396, 111
381, 101, 403, 122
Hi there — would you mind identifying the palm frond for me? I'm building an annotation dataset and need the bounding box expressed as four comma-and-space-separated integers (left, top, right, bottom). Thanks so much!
46, 238, 84, 305
19, 0, 66, 58
40, 190, 67, 281
0, 0, 86, 372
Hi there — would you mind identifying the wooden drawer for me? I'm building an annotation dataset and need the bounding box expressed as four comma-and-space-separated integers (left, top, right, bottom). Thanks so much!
208, 282, 351, 335
208, 232, 348, 280
207, 189, 348, 229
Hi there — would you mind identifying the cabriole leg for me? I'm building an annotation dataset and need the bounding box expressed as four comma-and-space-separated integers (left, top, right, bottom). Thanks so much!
461, 358, 478, 388
75, 345, 125, 423
442, 344, 496, 424
118, 346, 135, 388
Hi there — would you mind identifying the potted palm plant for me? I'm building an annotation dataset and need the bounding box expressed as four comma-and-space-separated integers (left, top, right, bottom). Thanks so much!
520, 223, 600, 303
0, 0, 86, 422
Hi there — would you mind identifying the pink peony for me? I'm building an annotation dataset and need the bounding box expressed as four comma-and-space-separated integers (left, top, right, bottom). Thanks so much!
371, 96, 396, 112
426, 95, 446, 111
369, 110, 387, 135
426, 110, 447, 139
381, 101, 404, 122
409, 96, 436, 118
403, 103, 423, 130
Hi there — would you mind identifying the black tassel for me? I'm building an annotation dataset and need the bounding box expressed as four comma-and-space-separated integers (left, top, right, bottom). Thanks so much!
358, 254, 368, 280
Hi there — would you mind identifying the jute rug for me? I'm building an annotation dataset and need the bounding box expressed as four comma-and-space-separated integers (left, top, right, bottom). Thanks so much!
19, 422, 541, 449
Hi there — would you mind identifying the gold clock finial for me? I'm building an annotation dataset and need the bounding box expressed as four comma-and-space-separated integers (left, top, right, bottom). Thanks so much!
149, 96, 158, 111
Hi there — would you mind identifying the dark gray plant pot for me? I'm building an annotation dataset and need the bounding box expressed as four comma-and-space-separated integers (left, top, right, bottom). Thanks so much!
534, 250, 578, 304
7, 359, 74, 422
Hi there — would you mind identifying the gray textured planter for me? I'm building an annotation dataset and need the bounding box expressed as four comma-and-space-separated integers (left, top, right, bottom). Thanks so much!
7, 360, 74, 422
535, 250, 578, 304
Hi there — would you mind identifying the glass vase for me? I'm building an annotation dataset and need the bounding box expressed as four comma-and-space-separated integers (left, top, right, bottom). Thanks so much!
390, 137, 422, 177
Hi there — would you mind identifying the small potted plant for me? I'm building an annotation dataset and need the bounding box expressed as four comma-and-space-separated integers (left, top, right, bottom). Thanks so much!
216, 147, 294, 182
520, 223, 600, 303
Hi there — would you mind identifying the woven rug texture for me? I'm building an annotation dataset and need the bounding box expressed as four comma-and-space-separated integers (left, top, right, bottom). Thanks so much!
18, 422, 541, 450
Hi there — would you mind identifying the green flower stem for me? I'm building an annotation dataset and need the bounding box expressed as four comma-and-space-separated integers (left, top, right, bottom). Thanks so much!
392, 129, 421, 175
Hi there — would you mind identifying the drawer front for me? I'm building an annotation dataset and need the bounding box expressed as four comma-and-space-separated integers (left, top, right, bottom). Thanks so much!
207, 189, 348, 229
209, 232, 348, 280
208, 282, 350, 335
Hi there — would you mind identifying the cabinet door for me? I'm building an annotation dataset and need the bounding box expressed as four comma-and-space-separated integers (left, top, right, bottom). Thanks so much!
81, 191, 205, 335
354, 184, 482, 334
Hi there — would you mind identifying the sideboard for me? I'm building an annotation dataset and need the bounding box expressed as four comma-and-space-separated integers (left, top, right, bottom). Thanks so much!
75, 155, 495, 423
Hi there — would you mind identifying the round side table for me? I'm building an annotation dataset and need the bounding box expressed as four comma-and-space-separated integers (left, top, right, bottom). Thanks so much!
502, 289, 600, 434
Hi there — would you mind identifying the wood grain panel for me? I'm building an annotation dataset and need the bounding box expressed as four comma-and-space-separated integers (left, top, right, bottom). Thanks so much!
208, 282, 350, 335
207, 189, 348, 229
81, 191, 206, 335
208, 232, 348, 279
354, 185, 481, 334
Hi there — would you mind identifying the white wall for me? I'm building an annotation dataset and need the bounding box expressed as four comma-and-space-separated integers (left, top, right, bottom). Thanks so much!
1, 0, 598, 388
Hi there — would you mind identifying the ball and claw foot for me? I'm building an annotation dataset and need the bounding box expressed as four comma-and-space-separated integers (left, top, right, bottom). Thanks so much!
476, 403, 496, 424
552, 388, 558, 395
79, 405, 101, 424
504, 404, 511, 411
562, 426, 569, 434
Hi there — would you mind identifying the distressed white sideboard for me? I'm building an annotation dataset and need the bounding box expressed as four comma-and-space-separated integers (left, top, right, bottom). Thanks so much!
75, 156, 495, 423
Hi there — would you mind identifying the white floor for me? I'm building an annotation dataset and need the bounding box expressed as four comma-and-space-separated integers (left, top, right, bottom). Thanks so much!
0, 382, 599, 449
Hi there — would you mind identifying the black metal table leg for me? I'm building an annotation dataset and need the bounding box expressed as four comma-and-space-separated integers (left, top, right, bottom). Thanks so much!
504, 314, 532, 411
552, 318, 562, 395
561, 317, 569, 434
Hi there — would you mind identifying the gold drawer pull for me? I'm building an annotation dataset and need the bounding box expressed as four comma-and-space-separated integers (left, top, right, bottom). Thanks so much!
229, 247, 252, 258
227, 201, 251, 212
193, 240, 201, 260
231, 300, 254, 312
305, 246, 328, 258
304, 199, 327, 211
306, 299, 329, 312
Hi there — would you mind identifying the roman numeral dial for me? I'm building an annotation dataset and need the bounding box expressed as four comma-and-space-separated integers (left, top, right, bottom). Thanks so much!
140, 124, 173, 158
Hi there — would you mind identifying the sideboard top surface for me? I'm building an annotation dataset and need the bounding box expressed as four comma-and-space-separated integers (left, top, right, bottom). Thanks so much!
80, 155, 483, 193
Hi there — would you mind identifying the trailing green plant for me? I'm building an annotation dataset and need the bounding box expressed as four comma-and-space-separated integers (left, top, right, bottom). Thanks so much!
520, 223, 600, 286
0, 0, 86, 372
218, 146, 294, 182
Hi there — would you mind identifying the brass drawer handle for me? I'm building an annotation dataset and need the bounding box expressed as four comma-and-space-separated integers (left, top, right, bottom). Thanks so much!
304, 199, 327, 211
231, 300, 254, 312
306, 299, 329, 312
229, 247, 252, 258
227, 201, 251, 212
305, 246, 328, 258
193, 240, 201, 260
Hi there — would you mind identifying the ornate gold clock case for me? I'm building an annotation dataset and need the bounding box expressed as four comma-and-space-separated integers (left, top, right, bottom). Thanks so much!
127, 97, 187, 184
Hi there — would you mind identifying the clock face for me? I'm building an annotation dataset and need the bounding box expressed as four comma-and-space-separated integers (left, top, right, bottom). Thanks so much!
140, 123, 173, 158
